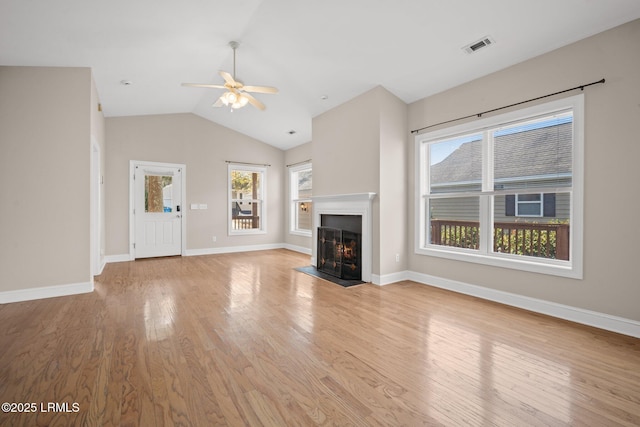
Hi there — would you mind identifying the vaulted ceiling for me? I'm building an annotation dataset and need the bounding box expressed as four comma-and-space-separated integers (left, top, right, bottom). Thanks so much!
2, 0, 640, 150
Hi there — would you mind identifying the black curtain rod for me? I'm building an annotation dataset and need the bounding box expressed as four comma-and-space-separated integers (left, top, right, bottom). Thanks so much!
411, 78, 605, 135
225, 160, 271, 167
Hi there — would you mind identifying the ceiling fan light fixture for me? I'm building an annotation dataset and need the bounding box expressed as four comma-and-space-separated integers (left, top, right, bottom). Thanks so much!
220, 91, 234, 105
233, 94, 249, 109
220, 91, 249, 109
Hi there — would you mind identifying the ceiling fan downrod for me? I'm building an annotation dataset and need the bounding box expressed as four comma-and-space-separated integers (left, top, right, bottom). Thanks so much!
229, 41, 239, 81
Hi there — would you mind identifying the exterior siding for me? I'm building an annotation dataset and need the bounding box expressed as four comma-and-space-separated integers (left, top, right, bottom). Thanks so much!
430, 197, 480, 222
430, 193, 570, 223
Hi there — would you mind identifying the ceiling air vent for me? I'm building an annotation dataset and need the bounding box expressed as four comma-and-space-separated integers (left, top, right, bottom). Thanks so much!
463, 36, 495, 54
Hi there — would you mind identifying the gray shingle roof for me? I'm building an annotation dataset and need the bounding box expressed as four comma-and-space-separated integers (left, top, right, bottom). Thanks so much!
431, 122, 572, 185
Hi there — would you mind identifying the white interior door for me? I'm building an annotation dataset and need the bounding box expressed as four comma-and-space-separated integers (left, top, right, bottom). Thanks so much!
134, 164, 183, 258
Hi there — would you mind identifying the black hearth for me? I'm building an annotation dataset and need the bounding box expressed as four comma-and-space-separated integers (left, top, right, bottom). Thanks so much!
317, 217, 362, 280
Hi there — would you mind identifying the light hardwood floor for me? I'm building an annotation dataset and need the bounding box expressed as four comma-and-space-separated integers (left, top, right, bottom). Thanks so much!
0, 249, 639, 426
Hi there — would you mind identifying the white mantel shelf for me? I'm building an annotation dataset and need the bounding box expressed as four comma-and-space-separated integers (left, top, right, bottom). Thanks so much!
311, 193, 376, 203
311, 192, 376, 282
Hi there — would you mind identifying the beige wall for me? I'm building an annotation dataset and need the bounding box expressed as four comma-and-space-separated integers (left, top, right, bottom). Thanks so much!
312, 86, 408, 277
284, 142, 313, 251
0, 66, 92, 291
407, 19, 640, 321
312, 89, 381, 197
378, 88, 408, 276
105, 113, 285, 256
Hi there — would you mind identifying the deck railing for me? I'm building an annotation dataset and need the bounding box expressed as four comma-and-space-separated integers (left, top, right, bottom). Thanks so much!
430, 219, 569, 260
232, 215, 260, 230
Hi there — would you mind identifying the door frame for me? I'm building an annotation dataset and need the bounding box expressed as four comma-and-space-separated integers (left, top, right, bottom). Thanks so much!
91, 137, 103, 275
129, 160, 187, 260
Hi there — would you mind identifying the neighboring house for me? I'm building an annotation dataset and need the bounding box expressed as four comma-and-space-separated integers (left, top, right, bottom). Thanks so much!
430, 120, 572, 223
231, 192, 253, 215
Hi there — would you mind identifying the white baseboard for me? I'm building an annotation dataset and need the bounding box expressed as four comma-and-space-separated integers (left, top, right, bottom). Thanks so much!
372, 270, 410, 286
407, 271, 640, 339
283, 243, 312, 255
105, 244, 306, 261
97, 258, 107, 275
0, 281, 94, 304
104, 253, 132, 263
185, 243, 285, 257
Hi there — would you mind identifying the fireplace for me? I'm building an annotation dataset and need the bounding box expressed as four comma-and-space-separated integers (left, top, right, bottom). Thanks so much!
311, 193, 376, 282
317, 214, 362, 280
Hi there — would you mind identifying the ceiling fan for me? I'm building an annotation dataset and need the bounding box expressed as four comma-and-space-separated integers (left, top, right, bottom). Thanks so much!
182, 41, 278, 111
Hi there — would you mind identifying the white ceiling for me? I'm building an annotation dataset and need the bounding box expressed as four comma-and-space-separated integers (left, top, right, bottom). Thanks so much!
2, 1, 640, 150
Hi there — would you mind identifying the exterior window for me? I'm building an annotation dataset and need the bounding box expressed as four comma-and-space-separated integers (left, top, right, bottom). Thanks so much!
289, 163, 312, 235
514, 193, 543, 217
145, 175, 173, 212
228, 164, 266, 234
416, 95, 583, 278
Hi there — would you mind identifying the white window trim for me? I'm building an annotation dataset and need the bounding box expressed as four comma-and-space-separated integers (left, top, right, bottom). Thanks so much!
415, 94, 584, 279
289, 162, 312, 237
228, 163, 267, 235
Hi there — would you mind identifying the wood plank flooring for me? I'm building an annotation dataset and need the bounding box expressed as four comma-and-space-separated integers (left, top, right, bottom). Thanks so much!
0, 249, 639, 426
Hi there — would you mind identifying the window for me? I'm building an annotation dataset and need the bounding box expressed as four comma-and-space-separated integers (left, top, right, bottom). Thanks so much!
228, 164, 266, 234
416, 95, 583, 278
289, 162, 312, 235
144, 174, 173, 213
514, 193, 543, 217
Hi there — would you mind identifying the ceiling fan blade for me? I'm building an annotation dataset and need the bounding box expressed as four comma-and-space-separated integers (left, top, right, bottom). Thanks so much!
182, 83, 226, 89
219, 71, 237, 86
243, 92, 266, 111
243, 85, 279, 94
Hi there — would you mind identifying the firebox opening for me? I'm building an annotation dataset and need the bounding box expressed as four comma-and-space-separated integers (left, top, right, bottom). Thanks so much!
317, 214, 362, 280
320, 214, 362, 233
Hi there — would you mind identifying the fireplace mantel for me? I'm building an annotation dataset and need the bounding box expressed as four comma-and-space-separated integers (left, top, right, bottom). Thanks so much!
312, 193, 376, 204
311, 193, 376, 282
